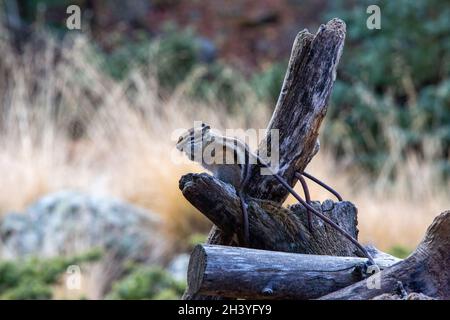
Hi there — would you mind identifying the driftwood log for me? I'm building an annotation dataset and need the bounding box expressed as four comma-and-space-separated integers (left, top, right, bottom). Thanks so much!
184, 211, 450, 300
185, 211, 450, 299
186, 245, 400, 299
179, 18, 449, 300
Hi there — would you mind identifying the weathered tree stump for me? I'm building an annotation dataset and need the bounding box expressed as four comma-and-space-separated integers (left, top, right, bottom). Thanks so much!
201, 18, 347, 250
179, 17, 450, 300
181, 18, 351, 300
180, 173, 363, 256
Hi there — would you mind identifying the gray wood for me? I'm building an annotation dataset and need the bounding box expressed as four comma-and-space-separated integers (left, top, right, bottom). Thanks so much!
180, 173, 364, 256
181, 18, 350, 300
202, 18, 347, 247
186, 244, 400, 299
179, 17, 450, 300
320, 211, 450, 300
246, 18, 346, 203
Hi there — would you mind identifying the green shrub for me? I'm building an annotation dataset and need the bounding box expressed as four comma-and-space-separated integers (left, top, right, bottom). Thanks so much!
0, 249, 102, 299
0, 280, 53, 300
150, 25, 201, 91
251, 62, 286, 105
187, 232, 208, 249
107, 265, 185, 300
97, 25, 253, 112
323, 0, 450, 175
388, 245, 411, 259
187, 62, 256, 113
96, 24, 200, 85
146, 25, 257, 113
100, 34, 154, 81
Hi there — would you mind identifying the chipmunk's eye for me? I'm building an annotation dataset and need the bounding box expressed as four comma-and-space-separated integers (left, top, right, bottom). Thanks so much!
177, 136, 183, 144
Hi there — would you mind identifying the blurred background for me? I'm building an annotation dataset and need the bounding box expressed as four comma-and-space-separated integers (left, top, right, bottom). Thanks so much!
0, 0, 449, 299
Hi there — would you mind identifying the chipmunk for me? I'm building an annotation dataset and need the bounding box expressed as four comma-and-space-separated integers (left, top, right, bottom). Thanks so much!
176, 123, 253, 245
176, 123, 376, 265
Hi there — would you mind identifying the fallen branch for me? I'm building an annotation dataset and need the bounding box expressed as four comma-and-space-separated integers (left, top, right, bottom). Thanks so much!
186, 244, 400, 299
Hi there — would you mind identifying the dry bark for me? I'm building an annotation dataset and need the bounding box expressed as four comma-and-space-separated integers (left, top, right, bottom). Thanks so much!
181, 18, 348, 300
186, 244, 400, 299
320, 211, 450, 300
180, 173, 366, 256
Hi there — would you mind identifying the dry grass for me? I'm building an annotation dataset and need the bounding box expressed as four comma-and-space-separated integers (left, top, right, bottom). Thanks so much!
0, 28, 448, 260
0, 30, 267, 255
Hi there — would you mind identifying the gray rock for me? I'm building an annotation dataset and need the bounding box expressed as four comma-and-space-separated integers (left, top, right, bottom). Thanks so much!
0, 191, 168, 298
1, 190, 164, 260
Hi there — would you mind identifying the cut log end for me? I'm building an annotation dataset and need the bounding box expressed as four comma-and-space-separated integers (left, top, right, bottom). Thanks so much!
186, 245, 207, 295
